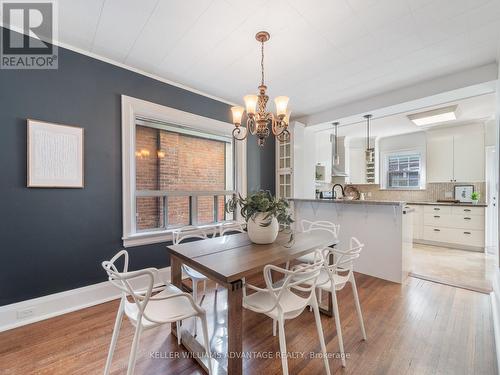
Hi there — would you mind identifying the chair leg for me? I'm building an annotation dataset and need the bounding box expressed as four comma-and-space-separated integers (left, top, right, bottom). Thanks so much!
126, 323, 143, 375
318, 288, 323, 305
311, 295, 331, 375
331, 288, 346, 367
176, 321, 182, 346
192, 279, 198, 336
277, 316, 289, 375
200, 314, 213, 375
350, 276, 367, 340
203, 279, 207, 295
272, 319, 277, 337
285, 261, 290, 270
104, 299, 125, 375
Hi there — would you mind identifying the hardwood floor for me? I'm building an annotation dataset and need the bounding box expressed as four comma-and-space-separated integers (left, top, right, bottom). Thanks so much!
0, 273, 496, 375
411, 244, 497, 293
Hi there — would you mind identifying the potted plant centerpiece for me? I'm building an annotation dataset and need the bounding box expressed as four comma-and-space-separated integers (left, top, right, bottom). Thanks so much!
226, 191, 293, 244
471, 191, 480, 205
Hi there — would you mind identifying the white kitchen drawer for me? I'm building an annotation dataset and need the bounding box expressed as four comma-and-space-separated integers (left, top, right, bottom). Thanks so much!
451, 206, 485, 216
451, 214, 485, 230
423, 226, 484, 247
456, 229, 484, 247
423, 213, 453, 228
423, 226, 454, 243
423, 205, 452, 215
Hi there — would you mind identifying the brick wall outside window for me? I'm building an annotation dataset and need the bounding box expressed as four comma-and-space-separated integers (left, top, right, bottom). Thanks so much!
135, 125, 227, 230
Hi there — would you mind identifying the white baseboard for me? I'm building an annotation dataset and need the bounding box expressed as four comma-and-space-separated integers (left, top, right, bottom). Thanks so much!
0, 267, 171, 333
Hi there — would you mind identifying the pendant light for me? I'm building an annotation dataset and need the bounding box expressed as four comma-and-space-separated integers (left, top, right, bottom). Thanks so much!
331, 122, 340, 166
364, 114, 372, 151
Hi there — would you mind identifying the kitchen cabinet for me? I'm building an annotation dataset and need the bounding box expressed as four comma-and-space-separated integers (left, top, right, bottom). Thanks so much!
408, 204, 485, 250
426, 124, 484, 183
426, 134, 454, 182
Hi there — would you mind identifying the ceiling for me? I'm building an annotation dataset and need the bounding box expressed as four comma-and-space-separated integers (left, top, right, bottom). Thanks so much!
22, 1, 500, 116
316, 93, 497, 138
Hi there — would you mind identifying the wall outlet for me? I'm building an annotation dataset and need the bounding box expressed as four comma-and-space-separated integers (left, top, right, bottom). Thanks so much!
445, 191, 453, 199
16, 308, 35, 320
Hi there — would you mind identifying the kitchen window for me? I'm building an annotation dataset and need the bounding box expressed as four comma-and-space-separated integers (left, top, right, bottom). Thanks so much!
381, 150, 425, 190
121, 95, 246, 247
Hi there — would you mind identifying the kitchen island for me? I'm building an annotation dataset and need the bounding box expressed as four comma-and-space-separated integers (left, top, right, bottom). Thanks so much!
290, 198, 412, 283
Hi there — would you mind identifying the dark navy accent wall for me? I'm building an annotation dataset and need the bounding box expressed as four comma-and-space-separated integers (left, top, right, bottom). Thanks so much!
247, 137, 276, 194
0, 28, 274, 306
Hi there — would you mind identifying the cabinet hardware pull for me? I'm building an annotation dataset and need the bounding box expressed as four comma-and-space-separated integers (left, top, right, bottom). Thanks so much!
433, 208, 440, 211
464, 217, 471, 220
434, 215, 440, 218
464, 209, 471, 212
434, 229, 440, 232
464, 232, 471, 235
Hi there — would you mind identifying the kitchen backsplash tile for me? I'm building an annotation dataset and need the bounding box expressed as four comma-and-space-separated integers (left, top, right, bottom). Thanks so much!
318, 182, 486, 203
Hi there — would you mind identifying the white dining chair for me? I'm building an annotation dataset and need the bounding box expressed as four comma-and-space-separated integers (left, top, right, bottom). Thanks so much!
300, 237, 367, 367
218, 221, 245, 236
242, 258, 331, 375
295, 220, 340, 264
102, 250, 212, 375
172, 226, 211, 304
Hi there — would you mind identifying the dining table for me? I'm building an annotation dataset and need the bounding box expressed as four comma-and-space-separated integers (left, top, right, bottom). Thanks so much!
166, 230, 338, 375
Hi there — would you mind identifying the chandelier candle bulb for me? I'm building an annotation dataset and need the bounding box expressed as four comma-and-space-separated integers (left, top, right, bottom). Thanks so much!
274, 96, 289, 118
231, 106, 244, 126
244, 95, 258, 116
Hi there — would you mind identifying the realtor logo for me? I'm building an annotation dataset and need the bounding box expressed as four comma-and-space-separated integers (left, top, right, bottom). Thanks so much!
1, 0, 58, 69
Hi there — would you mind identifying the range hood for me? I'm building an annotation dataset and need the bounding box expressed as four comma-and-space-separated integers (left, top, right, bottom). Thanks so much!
330, 126, 348, 177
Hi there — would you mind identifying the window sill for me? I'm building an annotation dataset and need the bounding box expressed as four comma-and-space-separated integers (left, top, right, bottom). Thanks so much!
122, 221, 242, 247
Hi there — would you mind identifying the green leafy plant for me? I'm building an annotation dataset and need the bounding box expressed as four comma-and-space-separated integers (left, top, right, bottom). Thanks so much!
471, 192, 480, 201
226, 191, 294, 242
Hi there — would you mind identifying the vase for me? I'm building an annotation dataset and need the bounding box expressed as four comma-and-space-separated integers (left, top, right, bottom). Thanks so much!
472, 199, 479, 205
247, 212, 279, 244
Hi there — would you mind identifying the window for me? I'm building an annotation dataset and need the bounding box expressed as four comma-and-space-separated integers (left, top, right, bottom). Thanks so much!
385, 153, 422, 189
135, 121, 233, 231
122, 96, 246, 247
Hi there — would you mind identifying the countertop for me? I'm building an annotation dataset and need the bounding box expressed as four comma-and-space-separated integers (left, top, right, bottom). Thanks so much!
407, 201, 488, 208
289, 198, 405, 206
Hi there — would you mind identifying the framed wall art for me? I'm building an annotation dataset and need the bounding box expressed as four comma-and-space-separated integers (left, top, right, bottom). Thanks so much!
27, 119, 84, 188
454, 185, 474, 203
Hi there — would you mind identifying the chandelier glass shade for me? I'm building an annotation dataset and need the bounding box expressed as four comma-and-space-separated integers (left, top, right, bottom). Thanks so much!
231, 31, 290, 147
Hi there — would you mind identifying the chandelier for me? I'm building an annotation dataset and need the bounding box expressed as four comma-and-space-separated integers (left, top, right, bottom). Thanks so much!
231, 31, 291, 147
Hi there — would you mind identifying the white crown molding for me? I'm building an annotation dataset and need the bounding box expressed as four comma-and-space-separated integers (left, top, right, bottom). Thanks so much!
0, 267, 171, 332
0, 23, 237, 107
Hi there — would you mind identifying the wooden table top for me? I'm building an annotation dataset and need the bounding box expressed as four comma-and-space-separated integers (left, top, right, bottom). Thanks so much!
167, 231, 338, 284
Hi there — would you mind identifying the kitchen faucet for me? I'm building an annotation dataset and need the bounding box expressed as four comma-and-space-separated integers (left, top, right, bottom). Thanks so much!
332, 184, 344, 199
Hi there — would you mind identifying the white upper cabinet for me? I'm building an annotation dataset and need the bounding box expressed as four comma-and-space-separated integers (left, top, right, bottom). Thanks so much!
426, 124, 485, 183
453, 129, 484, 182
426, 133, 454, 182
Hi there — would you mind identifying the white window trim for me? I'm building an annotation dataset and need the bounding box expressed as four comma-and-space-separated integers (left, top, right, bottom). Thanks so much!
380, 148, 426, 190
121, 95, 247, 247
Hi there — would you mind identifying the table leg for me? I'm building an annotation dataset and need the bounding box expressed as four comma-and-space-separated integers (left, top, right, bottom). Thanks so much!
319, 252, 334, 316
227, 279, 243, 375
171, 255, 182, 338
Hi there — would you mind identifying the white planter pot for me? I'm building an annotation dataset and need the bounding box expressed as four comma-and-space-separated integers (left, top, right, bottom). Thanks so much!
472, 199, 479, 205
247, 212, 279, 244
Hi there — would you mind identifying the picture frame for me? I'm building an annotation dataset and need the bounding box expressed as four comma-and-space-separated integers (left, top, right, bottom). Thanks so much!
454, 185, 474, 203
27, 119, 84, 188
